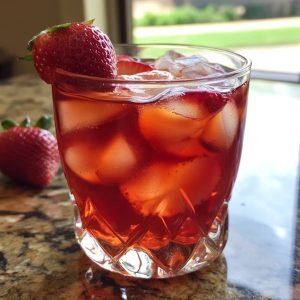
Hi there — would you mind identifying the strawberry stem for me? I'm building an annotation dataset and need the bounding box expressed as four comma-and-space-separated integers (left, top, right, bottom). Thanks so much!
1, 120, 17, 130
19, 53, 33, 61
20, 117, 31, 127
35, 115, 52, 130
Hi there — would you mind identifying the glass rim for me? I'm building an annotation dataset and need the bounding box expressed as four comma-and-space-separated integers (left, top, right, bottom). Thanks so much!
54, 43, 252, 86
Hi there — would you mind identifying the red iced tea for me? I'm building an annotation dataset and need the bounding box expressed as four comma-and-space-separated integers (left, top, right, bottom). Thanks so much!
52, 47, 250, 277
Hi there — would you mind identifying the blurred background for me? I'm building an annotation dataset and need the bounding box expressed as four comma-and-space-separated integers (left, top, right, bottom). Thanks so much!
0, 0, 300, 82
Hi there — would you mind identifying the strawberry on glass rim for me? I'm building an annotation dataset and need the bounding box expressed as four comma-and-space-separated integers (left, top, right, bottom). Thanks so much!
22, 20, 117, 83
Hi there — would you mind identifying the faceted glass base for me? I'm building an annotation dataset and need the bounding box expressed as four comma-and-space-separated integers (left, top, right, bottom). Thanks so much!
73, 195, 228, 279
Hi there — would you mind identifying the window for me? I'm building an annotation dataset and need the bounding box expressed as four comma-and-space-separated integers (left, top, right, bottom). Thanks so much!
131, 0, 300, 82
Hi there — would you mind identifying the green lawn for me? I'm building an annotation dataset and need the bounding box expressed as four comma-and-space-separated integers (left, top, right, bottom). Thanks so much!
134, 26, 300, 48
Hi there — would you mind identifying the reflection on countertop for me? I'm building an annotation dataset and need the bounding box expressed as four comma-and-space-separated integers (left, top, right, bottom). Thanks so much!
225, 80, 300, 299
0, 75, 299, 299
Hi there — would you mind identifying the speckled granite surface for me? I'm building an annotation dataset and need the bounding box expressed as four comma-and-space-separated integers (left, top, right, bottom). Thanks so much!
0, 75, 299, 299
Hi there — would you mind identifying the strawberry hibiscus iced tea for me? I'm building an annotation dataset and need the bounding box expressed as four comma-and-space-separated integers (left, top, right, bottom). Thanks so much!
52, 46, 250, 278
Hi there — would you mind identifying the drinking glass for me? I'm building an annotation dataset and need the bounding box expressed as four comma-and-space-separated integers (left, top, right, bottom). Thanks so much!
52, 44, 251, 278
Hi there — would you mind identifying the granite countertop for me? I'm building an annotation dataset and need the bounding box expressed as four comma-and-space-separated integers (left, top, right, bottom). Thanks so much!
0, 75, 299, 300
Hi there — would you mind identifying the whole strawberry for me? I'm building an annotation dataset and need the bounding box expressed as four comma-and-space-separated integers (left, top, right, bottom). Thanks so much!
23, 20, 117, 83
0, 116, 60, 188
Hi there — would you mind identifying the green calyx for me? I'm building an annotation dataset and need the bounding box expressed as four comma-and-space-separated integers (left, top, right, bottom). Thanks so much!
20, 117, 31, 127
1, 120, 18, 130
1, 115, 52, 131
35, 115, 52, 130
26, 19, 95, 51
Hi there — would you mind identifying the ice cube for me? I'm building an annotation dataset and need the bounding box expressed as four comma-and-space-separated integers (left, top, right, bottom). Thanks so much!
168, 55, 208, 77
154, 50, 184, 70
58, 99, 127, 133
65, 144, 102, 184
201, 100, 239, 151
120, 156, 220, 217
95, 133, 138, 184
65, 134, 139, 184
181, 61, 225, 79
115, 70, 174, 104
155, 51, 224, 79
139, 105, 206, 156
138, 90, 213, 157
